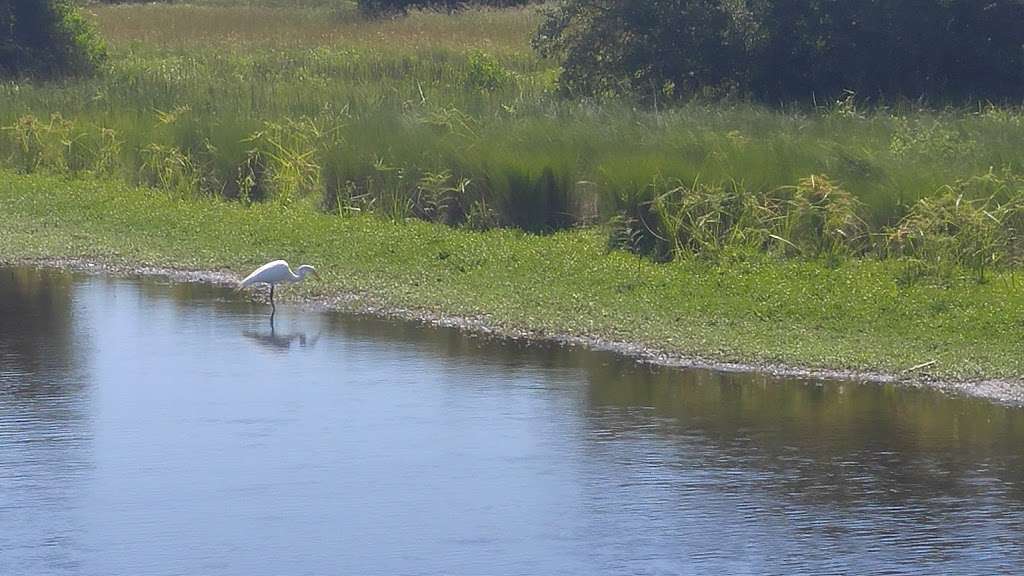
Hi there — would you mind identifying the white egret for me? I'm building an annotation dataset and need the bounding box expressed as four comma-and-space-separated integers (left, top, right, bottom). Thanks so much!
237, 260, 318, 312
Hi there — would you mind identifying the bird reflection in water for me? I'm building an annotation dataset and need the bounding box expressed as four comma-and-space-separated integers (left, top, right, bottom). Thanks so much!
242, 317, 321, 352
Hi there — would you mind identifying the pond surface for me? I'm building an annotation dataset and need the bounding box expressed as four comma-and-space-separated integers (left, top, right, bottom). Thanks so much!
2, 266, 1023, 575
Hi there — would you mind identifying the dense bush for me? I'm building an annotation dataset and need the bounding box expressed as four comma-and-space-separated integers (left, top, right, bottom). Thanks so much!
534, 0, 743, 100
535, 0, 1024, 103
0, 0, 106, 78
754, 0, 1024, 102
358, 0, 530, 16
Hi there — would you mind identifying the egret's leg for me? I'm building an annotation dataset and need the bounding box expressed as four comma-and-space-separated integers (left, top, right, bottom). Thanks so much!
270, 284, 276, 312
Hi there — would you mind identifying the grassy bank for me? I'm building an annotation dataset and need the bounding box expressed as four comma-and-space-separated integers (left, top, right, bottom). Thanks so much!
3, 2, 1024, 274
3, 169, 1024, 382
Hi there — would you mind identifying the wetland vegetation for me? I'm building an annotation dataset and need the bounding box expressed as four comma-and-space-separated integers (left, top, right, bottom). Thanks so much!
3, 0, 1024, 383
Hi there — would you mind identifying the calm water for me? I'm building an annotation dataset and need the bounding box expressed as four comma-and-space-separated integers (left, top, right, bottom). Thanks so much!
2, 267, 1023, 575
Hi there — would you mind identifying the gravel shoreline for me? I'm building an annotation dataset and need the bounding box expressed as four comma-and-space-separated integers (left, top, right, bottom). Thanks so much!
7, 256, 1023, 407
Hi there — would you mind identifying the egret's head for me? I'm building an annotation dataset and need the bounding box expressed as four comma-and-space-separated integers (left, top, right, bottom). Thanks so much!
296, 264, 318, 280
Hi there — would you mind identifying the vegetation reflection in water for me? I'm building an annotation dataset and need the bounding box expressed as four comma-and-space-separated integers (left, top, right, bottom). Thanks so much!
305, 269, 1023, 509
7, 264, 1020, 475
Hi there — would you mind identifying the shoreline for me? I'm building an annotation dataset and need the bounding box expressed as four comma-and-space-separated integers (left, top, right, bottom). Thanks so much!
8, 255, 1023, 407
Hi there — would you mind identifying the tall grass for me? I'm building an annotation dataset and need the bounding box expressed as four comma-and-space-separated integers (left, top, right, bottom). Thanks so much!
6, 3, 1024, 280
86, 2, 538, 53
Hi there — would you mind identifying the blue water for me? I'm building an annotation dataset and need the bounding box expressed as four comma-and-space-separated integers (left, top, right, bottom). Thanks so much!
2, 267, 1023, 575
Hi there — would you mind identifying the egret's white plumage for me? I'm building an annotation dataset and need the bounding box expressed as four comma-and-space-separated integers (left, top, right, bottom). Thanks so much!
237, 260, 317, 312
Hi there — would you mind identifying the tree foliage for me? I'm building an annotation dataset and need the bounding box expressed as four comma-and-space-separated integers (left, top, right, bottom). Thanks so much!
0, 0, 106, 78
535, 0, 744, 99
535, 0, 1024, 103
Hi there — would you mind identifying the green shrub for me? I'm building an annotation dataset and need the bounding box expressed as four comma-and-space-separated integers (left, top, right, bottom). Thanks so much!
534, 0, 741, 100
465, 50, 513, 91
535, 0, 1024, 103
753, 0, 1024, 102
0, 0, 106, 78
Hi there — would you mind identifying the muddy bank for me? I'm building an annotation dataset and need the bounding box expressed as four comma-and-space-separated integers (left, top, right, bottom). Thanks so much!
6, 256, 1023, 407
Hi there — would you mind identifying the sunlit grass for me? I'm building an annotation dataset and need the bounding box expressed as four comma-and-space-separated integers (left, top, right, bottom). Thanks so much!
5, 169, 1024, 381
87, 2, 540, 53
6, 2, 1024, 280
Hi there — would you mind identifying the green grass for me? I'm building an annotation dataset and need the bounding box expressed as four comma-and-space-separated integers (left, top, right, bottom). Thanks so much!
3, 169, 1024, 382
5, 3, 1024, 249
86, 2, 537, 52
